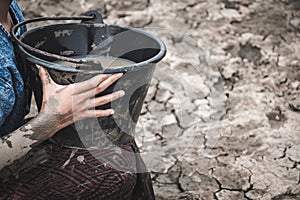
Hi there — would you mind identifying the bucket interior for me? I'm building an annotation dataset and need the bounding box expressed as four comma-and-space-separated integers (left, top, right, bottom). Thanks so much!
20, 23, 165, 74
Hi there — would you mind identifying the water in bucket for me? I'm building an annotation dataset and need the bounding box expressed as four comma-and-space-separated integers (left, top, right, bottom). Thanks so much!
54, 55, 136, 69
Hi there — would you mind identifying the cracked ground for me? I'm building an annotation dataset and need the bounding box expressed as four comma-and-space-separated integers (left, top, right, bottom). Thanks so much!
19, 0, 300, 199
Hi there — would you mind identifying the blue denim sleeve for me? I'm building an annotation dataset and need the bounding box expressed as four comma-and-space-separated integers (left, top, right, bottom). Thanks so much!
0, 0, 30, 136
0, 0, 28, 135
11, 0, 26, 32
0, 60, 15, 128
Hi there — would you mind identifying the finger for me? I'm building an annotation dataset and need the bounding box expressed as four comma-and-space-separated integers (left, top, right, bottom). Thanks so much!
94, 109, 115, 117
73, 74, 111, 94
81, 90, 125, 110
73, 73, 123, 100
91, 90, 125, 108
95, 73, 123, 94
38, 66, 53, 89
73, 109, 115, 121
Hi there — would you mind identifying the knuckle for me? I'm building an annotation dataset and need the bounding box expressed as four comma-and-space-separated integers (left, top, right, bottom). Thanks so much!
95, 98, 105, 106
96, 85, 104, 92
88, 81, 97, 89
81, 79, 97, 89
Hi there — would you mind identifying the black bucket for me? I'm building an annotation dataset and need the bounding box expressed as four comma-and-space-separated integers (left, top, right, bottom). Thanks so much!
12, 11, 166, 149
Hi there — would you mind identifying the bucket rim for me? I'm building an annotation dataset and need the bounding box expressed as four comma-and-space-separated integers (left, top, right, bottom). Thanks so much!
18, 23, 167, 74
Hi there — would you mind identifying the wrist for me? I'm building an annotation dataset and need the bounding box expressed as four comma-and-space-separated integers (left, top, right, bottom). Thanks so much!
28, 112, 62, 141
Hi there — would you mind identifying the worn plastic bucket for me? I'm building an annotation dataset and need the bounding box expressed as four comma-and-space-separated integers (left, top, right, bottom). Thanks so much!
12, 11, 166, 148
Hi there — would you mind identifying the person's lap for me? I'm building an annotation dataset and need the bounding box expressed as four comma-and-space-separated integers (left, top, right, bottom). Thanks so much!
0, 138, 147, 199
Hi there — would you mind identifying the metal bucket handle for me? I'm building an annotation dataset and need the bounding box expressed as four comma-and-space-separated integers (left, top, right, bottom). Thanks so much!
11, 10, 105, 67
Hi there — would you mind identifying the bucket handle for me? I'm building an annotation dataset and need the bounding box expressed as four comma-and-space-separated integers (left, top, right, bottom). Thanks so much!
11, 11, 105, 67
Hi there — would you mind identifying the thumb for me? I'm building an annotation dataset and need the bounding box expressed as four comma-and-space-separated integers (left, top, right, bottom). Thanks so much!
37, 65, 53, 88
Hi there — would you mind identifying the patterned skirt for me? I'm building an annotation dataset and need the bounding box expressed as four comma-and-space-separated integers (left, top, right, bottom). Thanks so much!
0, 138, 154, 200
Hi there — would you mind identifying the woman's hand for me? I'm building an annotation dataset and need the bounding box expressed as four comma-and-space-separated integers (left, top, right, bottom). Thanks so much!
38, 66, 125, 134
0, 66, 125, 170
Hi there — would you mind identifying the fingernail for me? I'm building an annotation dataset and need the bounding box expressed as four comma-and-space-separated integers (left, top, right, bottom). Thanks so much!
119, 90, 125, 96
110, 109, 115, 115
115, 73, 123, 78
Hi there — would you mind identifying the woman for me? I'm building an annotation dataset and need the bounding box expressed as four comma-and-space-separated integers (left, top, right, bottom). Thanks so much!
0, 0, 155, 199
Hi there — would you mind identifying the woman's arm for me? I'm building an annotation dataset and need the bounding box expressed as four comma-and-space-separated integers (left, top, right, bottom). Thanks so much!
0, 66, 124, 170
